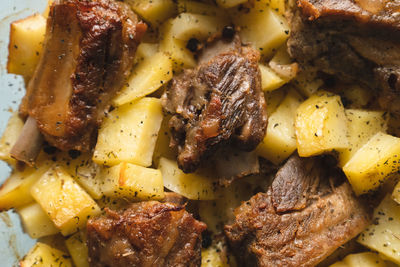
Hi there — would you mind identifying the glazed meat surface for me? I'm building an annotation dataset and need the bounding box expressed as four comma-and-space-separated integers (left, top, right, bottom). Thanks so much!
162, 34, 267, 173
287, 0, 400, 113
87, 200, 206, 267
224, 154, 371, 267
20, 0, 146, 151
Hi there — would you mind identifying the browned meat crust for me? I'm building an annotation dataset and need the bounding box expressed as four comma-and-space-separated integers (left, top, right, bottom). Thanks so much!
87, 201, 206, 267
20, 0, 146, 151
224, 155, 371, 267
162, 34, 267, 173
287, 0, 400, 113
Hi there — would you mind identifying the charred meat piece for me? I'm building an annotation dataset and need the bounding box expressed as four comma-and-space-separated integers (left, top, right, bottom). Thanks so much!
162, 34, 267, 173
17, 0, 146, 152
224, 154, 371, 267
287, 0, 400, 113
87, 200, 206, 267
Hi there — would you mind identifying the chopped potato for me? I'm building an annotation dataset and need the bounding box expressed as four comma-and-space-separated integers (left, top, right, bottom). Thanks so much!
126, 0, 177, 26
257, 88, 303, 164
259, 64, 286, 92
292, 70, 323, 97
17, 203, 59, 239
134, 42, 159, 64
343, 252, 387, 267
93, 97, 163, 167
342, 85, 372, 108
266, 0, 286, 15
65, 231, 89, 267
20, 242, 72, 267
343, 132, 400, 195
177, 0, 227, 17
201, 242, 230, 267
265, 87, 286, 115
358, 195, 400, 265
152, 114, 177, 166
113, 52, 173, 106
295, 91, 349, 157
100, 162, 164, 200
338, 109, 388, 167
31, 166, 101, 236
0, 112, 24, 165
7, 13, 46, 78
216, 0, 247, 8
159, 157, 219, 200
268, 46, 298, 82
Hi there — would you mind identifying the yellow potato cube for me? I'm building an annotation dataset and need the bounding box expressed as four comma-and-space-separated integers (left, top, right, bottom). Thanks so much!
113, 52, 173, 106
265, 88, 286, 115
257, 88, 303, 164
338, 109, 388, 167
216, 0, 247, 8
177, 0, 227, 18
31, 166, 101, 236
93, 97, 163, 166
20, 242, 72, 267
7, 13, 46, 78
343, 132, 400, 195
101, 162, 164, 200
134, 42, 158, 63
266, 0, 286, 15
295, 91, 349, 157
201, 243, 229, 267
65, 231, 89, 267
126, 0, 177, 26
0, 112, 24, 165
343, 252, 387, 267
259, 64, 286, 92
358, 195, 400, 265
159, 157, 219, 200
153, 114, 177, 167
17, 203, 59, 239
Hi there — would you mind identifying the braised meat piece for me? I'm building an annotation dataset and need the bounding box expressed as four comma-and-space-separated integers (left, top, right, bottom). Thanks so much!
287, 0, 400, 113
162, 34, 267, 173
16, 0, 146, 154
224, 154, 371, 267
87, 201, 206, 267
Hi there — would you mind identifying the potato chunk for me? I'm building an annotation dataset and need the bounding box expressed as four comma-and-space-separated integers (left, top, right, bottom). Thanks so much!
17, 203, 59, 239
177, 0, 227, 17
358, 195, 400, 265
126, 0, 176, 26
0, 112, 24, 165
338, 109, 388, 167
295, 91, 349, 157
100, 162, 164, 200
159, 157, 219, 200
31, 166, 101, 236
113, 52, 173, 106
343, 132, 400, 195
330, 252, 387, 267
7, 14, 46, 78
259, 64, 286, 92
257, 88, 303, 164
65, 231, 89, 267
20, 242, 72, 267
93, 97, 163, 167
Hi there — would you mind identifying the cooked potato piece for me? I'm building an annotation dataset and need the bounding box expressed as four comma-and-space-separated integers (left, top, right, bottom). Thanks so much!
358, 195, 400, 265
265, 87, 286, 115
159, 157, 219, 200
0, 162, 51, 210
330, 262, 349, 267
19, 242, 72, 267
177, 0, 226, 17
113, 52, 173, 106
343, 252, 387, 267
342, 85, 372, 108
31, 166, 101, 236
266, 0, 286, 15
93, 98, 163, 167
259, 64, 286, 92
233, 2, 289, 57
343, 132, 400, 195
201, 242, 229, 267
295, 91, 349, 157
268, 46, 298, 82
65, 231, 89, 267
338, 109, 388, 167
216, 0, 247, 8
134, 42, 158, 64
153, 114, 177, 166
100, 162, 164, 200
7, 13, 46, 78
292, 70, 323, 97
126, 0, 176, 26
17, 203, 59, 239
257, 88, 303, 164
0, 112, 24, 165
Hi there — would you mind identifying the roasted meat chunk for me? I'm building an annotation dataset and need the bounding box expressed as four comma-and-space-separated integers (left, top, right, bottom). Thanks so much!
287, 0, 400, 113
162, 34, 267, 173
17, 0, 146, 153
87, 201, 206, 267
224, 154, 371, 267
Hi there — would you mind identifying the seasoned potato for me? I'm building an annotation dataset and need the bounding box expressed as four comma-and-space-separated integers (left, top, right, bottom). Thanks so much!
126, 0, 176, 26
259, 64, 286, 92
17, 203, 59, 239
100, 162, 164, 200
31, 166, 101, 236
358, 195, 400, 265
201, 242, 230, 267
266, 0, 286, 15
216, 0, 247, 8
268, 46, 298, 82
177, 0, 227, 17
7, 13, 46, 78
338, 109, 388, 167
20, 242, 72, 267
264, 87, 286, 115
342, 85, 372, 108
343, 252, 387, 267
292, 70, 323, 97
152, 114, 177, 166
159, 157, 219, 200
295, 91, 349, 157
257, 88, 303, 164
65, 231, 89, 267
343, 132, 400, 195
113, 52, 173, 106
93, 97, 163, 167
134, 42, 159, 64
0, 112, 24, 165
